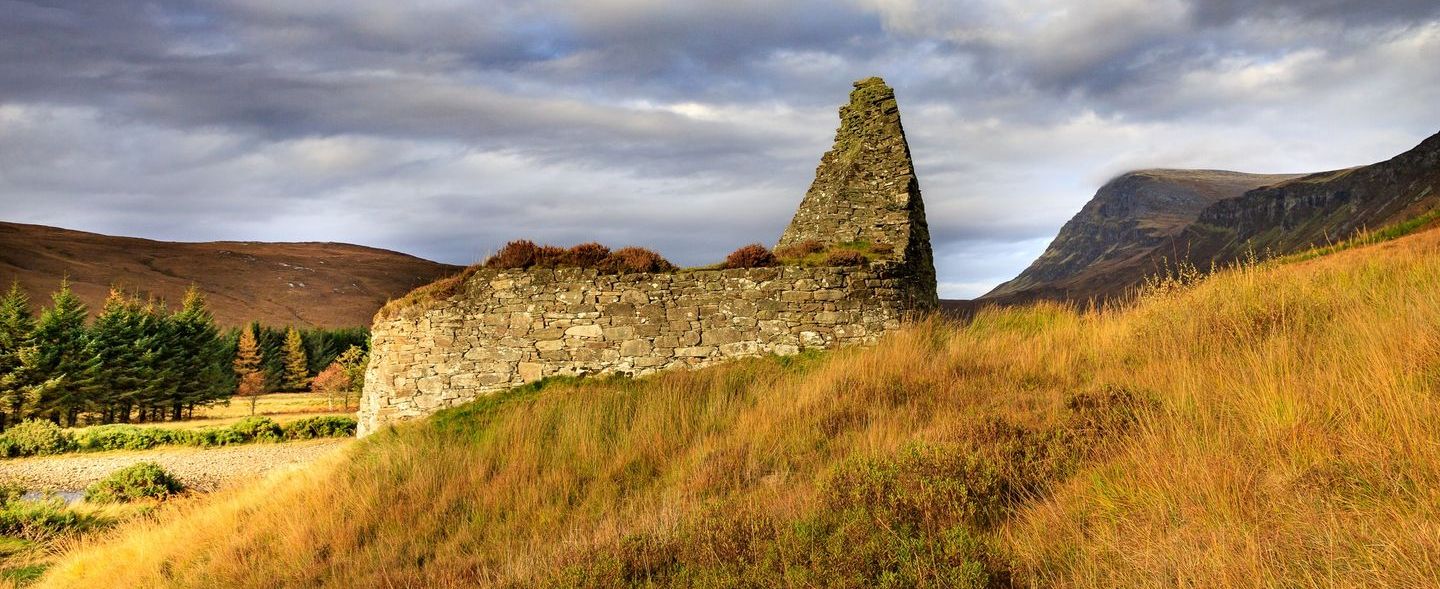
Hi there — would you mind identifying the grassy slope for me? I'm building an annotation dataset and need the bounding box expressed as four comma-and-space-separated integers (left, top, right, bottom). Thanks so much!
36, 227, 1440, 587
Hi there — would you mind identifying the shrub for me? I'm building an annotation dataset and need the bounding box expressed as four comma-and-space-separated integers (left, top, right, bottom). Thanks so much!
532, 245, 567, 268
722, 244, 777, 269
599, 247, 676, 274
83, 462, 184, 504
231, 416, 283, 442
485, 240, 544, 269
564, 242, 612, 267
774, 239, 825, 260
0, 497, 97, 540
283, 416, 357, 440
0, 420, 75, 457
73, 425, 165, 452
825, 249, 868, 266
0, 482, 24, 506
187, 428, 246, 447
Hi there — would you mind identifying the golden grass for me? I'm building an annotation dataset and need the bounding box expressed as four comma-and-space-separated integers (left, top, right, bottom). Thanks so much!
67, 392, 350, 432
35, 227, 1440, 587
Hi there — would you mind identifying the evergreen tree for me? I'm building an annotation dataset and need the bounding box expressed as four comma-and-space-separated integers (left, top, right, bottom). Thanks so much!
83, 289, 146, 423
130, 299, 176, 422
169, 287, 227, 420
0, 283, 36, 428
281, 327, 309, 391
233, 324, 265, 415
27, 280, 92, 425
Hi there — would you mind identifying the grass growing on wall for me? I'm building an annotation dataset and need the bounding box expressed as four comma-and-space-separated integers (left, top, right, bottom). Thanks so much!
35, 226, 1440, 587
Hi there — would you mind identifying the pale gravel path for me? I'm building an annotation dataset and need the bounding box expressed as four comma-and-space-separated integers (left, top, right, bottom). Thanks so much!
0, 439, 353, 493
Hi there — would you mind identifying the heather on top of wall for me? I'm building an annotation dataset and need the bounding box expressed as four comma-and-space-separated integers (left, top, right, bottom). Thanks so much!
375, 241, 677, 320
485, 240, 676, 274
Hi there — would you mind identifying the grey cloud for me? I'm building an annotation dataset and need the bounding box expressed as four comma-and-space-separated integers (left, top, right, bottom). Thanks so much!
1190, 0, 1440, 25
1, 0, 1438, 298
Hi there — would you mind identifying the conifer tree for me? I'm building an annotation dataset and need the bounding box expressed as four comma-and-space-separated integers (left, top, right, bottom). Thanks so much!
135, 299, 180, 422
27, 279, 92, 425
0, 282, 36, 428
84, 289, 145, 423
169, 287, 227, 420
281, 327, 309, 391
233, 323, 265, 415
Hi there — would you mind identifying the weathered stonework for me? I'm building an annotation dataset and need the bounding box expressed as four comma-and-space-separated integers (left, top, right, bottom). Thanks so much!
358, 77, 939, 435
778, 77, 937, 305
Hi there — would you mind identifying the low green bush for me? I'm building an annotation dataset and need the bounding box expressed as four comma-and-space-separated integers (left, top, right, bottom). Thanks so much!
0, 420, 75, 457
0, 498, 89, 540
0, 485, 111, 541
73, 425, 171, 452
282, 416, 357, 439
232, 416, 283, 442
4, 414, 356, 458
83, 462, 184, 504
183, 428, 246, 447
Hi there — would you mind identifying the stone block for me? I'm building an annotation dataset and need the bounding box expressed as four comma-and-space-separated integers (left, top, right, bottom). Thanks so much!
603, 325, 636, 341
701, 327, 742, 346
565, 324, 604, 338
620, 339, 652, 356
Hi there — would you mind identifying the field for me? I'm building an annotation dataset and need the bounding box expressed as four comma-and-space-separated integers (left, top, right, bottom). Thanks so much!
77, 393, 354, 432
31, 226, 1440, 587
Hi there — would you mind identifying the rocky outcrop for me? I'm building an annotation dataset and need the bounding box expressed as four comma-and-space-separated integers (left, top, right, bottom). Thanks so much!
1185, 131, 1440, 261
358, 77, 939, 435
986, 130, 1440, 303
984, 170, 1301, 302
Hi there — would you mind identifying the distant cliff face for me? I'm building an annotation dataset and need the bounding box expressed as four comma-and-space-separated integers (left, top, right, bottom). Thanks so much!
1186, 132, 1440, 262
985, 130, 1440, 304
984, 170, 1302, 301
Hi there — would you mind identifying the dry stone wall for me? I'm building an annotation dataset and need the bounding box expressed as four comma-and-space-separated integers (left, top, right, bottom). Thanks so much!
358, 263, 928, 434
358, 76, 939, 435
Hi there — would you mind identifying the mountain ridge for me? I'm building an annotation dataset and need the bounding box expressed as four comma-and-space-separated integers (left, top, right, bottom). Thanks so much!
984, 130, 1440, 303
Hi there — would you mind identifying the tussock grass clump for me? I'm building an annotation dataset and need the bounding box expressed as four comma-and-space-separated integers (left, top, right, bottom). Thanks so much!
776, 239, 889, 267
824, 249, 867, 266
37, 226, 1440, 588
773, 239, 825, 260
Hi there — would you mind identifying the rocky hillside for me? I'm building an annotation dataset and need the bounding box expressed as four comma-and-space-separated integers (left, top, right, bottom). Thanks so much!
984, 170, 1302, 301
985, 130, 1440, 303
0, 221, 460, 327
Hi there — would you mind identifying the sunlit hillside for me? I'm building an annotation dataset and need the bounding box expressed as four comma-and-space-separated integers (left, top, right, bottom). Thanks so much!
37, 224, 1440, 587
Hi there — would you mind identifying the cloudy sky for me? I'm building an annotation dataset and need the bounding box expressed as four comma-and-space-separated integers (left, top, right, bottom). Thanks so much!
2, 1, 1438, 298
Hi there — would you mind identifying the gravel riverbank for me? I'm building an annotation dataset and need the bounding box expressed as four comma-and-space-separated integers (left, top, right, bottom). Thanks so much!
0, 439, 352, 492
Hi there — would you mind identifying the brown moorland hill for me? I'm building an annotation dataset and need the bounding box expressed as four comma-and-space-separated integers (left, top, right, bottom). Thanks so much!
0, 221, 460, 328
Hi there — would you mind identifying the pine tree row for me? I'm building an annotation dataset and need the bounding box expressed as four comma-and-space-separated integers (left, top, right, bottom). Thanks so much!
0, 281, 371, 430
0, 281, 229, 428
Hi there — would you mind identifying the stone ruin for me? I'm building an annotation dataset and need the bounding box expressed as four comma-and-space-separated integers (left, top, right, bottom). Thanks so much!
357, 77, 939, 435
